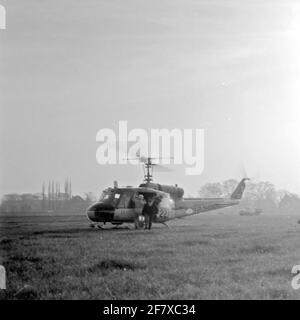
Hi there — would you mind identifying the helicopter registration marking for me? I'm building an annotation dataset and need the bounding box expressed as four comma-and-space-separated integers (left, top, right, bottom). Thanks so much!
157, 207, 170, 219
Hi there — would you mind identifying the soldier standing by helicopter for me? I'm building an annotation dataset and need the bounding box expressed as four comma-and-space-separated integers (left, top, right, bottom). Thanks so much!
142, 196, 158, 230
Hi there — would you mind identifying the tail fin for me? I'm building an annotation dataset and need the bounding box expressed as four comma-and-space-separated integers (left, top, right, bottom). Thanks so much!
230, 178, 249, 200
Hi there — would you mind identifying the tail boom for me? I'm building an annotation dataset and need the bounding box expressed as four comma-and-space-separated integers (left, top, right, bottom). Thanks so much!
170, 178, 249, 219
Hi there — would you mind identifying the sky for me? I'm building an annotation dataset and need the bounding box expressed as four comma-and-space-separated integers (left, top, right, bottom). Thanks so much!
1, 0, 300, 197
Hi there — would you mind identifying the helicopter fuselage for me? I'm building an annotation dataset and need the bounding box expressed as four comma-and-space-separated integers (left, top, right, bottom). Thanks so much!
86, 187, 174, 224
86, 186, 241, 226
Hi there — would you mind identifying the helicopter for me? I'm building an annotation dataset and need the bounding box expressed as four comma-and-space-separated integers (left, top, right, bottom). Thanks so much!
86, 156, 249, 229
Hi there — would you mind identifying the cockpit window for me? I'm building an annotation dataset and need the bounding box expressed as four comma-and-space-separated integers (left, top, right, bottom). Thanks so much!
99, 189, 134, 208
99, 190, 120, 206
102, 194, 110, 200
99, 190, 112, 201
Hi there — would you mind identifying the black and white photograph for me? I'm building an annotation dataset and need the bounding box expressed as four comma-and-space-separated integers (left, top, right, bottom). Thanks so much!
1, 0, 300, 304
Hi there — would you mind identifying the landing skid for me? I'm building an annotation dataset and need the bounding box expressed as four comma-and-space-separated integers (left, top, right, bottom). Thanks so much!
90, 223, 130, 230
112, 224, 126, 229
90, 223, 105, 229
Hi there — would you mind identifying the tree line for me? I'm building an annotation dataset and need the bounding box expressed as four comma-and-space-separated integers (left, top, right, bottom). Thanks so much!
198, 179, 300, 213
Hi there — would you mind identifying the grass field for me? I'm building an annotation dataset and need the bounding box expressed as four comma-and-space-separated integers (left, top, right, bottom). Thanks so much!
1, 211, 300, 299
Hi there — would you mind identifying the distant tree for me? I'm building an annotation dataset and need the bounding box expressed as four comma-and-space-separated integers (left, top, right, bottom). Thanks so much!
198, 182, 223, 198
243, 181, 276, 201
20, 194, 35, 201
279, 193, 300, 213
222, 179, 239, 197
240, 181, 277, 211
1, 194, 20, 213
85, 192, 96, 203
71, 195, 84, 201
275, 189, 291, 206
255, 181, 276, 201
198, 180, 239, 198
3, 194, 21, 201
198, 179, 279, 212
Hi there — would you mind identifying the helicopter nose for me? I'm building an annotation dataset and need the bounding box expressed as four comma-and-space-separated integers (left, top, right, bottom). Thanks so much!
86, 203, 115, 222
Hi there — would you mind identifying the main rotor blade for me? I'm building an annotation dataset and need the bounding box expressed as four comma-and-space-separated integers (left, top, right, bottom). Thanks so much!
152, 164, 173, 172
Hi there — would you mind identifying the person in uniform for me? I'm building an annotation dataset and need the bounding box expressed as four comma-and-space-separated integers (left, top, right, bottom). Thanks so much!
142, 196, 158, 230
